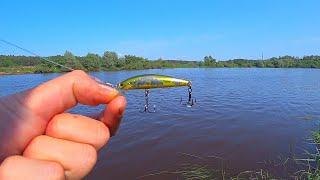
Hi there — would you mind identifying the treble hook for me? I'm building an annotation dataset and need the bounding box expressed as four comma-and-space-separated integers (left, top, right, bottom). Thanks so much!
140, 89, 156, 113
181, 86, 196, 107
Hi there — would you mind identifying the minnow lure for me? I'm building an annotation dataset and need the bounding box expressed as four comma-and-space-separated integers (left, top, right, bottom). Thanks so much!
115, 74, 195, 112
1, 39, 196, 112
116, 74, 191, 90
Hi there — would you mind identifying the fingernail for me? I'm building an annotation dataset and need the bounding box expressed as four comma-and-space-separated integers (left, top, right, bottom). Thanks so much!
99, 84, 119, 97
117, 96, 127, 116
118, 105, 125, 116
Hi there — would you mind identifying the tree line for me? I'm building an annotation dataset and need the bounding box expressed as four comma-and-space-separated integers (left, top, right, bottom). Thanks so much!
202, 55, 320, 68
0, 51, 199, 73
0, 51, 320, 74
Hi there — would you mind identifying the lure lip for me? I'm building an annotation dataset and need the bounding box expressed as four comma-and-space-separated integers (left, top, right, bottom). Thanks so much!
115, 83, 122, 89
187, 81, 192, 87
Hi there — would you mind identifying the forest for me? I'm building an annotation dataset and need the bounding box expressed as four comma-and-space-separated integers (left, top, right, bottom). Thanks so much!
0, 51, 320, 74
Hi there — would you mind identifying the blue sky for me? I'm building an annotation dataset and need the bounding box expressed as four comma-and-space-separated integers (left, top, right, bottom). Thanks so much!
0, 0, 319, 60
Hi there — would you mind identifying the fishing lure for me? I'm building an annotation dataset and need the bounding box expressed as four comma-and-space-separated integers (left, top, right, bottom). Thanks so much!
116, 74, 191, 90
115, 74, 196, 112
0, 39, 196, 112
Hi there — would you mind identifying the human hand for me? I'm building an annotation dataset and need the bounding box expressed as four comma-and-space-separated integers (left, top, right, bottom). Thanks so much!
0, 70, 127, 179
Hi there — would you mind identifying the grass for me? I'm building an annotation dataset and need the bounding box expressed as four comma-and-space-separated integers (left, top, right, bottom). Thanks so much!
179, 165, 276, 180
312, 131, 320, 144
137, 163, 277, 180
0, 66, 37, 75
179, 165, 216, 180
138, 130, 320, 180
176, 128, 320, 180
294, 130, 320, 179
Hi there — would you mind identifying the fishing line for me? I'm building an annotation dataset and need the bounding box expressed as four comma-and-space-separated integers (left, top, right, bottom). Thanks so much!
0, 39, 74, 71
0, 38, 116, 88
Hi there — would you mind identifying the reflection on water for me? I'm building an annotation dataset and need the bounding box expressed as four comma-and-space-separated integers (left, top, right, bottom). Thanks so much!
1, 68, 320, 179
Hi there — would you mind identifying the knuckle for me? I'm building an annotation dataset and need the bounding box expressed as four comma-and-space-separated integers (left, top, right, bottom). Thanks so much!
64, 144, 97, 179
52, 113, 70, 120
46, 162, 65, 180
71, 70, 87, 78
23, 135, 47, 156
46, 113, 69, 135
31, 135, 47, 146
96, 122, 110, 148
80, 144, 97, 168
1, 155, 19, 167
1, 155, 20, 164
0, 156, 20, 178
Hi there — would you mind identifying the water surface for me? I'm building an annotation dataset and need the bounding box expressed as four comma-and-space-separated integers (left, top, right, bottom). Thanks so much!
1, 68, 319, 179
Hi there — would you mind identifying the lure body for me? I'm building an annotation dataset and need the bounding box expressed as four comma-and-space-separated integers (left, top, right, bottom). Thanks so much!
116, 74, 191, 90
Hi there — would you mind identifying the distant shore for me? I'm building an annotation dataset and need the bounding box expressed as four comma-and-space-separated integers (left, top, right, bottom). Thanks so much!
1, 53, 320, 75
0, 66, 37, 75
2, 66, 320, 76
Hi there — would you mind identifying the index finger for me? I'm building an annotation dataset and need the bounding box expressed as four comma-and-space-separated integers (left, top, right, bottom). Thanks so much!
25, 70, 119, 121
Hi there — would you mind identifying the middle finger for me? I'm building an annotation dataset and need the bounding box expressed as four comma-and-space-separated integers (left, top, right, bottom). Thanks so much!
46, 113, 110, 150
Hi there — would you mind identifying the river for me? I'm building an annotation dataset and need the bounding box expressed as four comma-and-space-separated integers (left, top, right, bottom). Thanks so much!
1, 68, 319, 179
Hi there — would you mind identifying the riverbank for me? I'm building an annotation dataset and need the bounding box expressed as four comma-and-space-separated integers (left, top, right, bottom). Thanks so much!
0, 66, 37, 75
2, 66, 320, 76
0, 66, 198, 75
1, 54, 320, 75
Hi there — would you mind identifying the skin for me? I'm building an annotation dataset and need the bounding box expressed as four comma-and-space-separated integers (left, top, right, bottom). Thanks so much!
0, 70, 127, 180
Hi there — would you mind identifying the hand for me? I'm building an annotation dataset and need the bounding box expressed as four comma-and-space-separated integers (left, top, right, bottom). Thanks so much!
0, 70, 127, 179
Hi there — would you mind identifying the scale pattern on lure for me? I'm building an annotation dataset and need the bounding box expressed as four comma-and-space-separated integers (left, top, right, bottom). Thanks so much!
116, 74, 191, 90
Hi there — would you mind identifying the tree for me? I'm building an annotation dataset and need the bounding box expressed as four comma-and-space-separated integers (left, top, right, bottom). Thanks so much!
203, 56, 216, 67
102, 51, 118, 68
124, 55, 148, 69
64, 51, 84, 70
255, 61, 265, 68
82, 53, 102, 71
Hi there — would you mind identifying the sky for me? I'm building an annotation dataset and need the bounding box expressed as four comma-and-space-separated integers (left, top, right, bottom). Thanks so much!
0, 0, 319, 60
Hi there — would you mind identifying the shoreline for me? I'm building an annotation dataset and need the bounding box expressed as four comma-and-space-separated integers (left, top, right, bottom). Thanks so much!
1, 66, 320, 76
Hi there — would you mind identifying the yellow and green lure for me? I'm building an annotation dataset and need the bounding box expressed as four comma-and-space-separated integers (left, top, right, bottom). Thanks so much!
116, 74, 192, 90
115, 74, 195, 112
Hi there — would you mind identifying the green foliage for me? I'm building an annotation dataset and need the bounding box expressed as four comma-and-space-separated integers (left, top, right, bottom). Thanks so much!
203, 56, 216, 67
0, 55, 41, 67
123, 55, 148, 69
180, 165, 215, 180
64, 51, 84, 70
312, 131, 320, 144
102, 51, 121, 69
34, 63, 56, 73
1, 52, 320, 74
81, 53, 102, 71
211, 55, 320, 69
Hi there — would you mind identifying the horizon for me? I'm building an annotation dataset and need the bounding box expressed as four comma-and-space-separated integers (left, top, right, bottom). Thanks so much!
1, 50, 320, 62
1, 0, 319, 60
